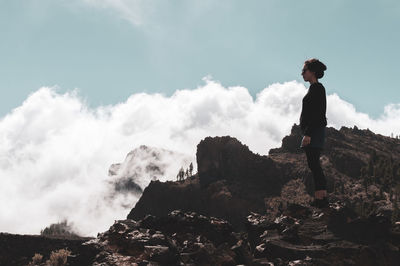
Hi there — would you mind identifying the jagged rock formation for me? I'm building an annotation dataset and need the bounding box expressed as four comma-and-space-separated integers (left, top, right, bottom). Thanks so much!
128, 124, 400, 229
127, 135, 291, 231
2, 124, 400, 265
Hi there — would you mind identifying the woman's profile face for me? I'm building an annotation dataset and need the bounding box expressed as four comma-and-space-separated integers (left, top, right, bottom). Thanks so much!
301, 63, 315, 82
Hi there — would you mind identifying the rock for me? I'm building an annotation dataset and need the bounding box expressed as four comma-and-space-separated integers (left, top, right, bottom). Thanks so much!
3, 124, 400, 265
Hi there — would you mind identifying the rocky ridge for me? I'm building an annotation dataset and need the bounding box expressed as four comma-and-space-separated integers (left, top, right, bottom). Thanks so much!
1, 124, 400, 265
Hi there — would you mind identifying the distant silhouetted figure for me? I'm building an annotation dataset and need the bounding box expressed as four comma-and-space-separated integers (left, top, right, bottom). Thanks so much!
299, 58, 328, 208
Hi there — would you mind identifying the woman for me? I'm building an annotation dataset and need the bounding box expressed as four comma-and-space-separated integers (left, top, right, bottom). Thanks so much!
299, 58, 328, 208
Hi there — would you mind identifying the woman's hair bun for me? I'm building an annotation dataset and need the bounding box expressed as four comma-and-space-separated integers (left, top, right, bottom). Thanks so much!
304, 58, 327, 79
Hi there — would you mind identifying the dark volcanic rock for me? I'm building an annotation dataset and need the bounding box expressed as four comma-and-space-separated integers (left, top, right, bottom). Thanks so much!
128, 135, 292, 231
125, 124, 400, 265
196, 136, 284, 192
128, 123, 400, 240
3, 123, 400, 265
5, 203, 399, 265
327, 205, 392, 244
127, 177, 260, 231
83, 209, 254, 265
246, 201, 400, 266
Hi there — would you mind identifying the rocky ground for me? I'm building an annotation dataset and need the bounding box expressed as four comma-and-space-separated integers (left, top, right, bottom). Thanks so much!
6, 199, 398, 265
76, 200, 400, 265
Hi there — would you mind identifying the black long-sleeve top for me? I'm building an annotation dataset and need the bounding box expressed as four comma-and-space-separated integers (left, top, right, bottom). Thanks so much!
299, 82, 327, 136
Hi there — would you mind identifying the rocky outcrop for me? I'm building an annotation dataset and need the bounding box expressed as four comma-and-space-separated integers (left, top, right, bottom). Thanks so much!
127, 135, 290, 231
2, 123, 400, 265
196, 136, 286, 192
271, 124, 400, 179
246, 200, 400, 265
126, 177, 266, 231
81, 203, 400, 265
130, 124, 395, 230
84, 210, 247, 265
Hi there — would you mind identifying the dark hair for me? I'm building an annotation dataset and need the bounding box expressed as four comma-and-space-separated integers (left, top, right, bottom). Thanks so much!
304, 58, 327, 79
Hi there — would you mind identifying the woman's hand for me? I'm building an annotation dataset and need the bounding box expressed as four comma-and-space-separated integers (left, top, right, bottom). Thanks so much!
302, 135, 311, 147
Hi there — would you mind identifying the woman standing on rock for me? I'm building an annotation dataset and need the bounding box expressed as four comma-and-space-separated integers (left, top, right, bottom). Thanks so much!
300, 58, 329, 208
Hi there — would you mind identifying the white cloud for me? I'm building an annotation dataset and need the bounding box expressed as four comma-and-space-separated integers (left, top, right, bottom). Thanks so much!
0, 77, 399, 237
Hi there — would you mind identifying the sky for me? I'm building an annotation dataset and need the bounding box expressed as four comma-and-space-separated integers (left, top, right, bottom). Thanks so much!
1, 0, 400, 236
1, 0, 400, 118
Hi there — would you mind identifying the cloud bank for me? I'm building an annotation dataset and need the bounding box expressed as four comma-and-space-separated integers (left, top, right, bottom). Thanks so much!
0, 77, 399, 237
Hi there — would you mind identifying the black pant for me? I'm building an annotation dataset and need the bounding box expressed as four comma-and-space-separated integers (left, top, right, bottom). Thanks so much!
304, 146, 326, 190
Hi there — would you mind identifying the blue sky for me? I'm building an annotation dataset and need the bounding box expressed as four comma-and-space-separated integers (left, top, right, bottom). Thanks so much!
1, 0, 399, 119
